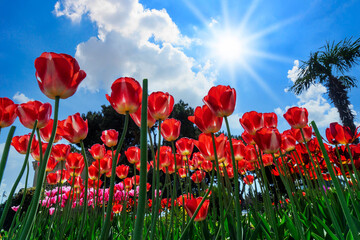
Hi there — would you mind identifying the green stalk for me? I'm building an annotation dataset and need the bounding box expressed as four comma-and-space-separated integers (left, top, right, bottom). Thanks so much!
311, 121, 359, 239
211, 133, 225, 240
166, 141, 178, 240
149, 119, 162, 240
100, 113, 129, 240
77, 140, 90, 240
133, 79, 148, 240
224, 116, 242, 240
0, 122, 36, 230
0, 126, 16, 185
18, 96, 60, 239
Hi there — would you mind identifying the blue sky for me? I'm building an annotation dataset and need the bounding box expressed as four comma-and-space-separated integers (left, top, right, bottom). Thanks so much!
1, 0, 360, 198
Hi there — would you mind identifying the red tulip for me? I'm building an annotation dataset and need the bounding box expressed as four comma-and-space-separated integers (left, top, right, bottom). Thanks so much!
254, 127, 281, 154
39, 119, 62, 143
88, 164, 100, 180
11, 134, 38, 154
106, 77, 142, 115
31, 142, 48, 161
188, 105, 223, 134
113, 203, 123, 214
123, 178, 133, 191
148, 92, 174, 120
156, 146, 172, 168
130, 104, 156, 128
16, 101, 52, 129
178, 168, 187, 178
176, 137, 194, 156
245, 145, 257, 163
125, 146, 141, 164
201, 160, 213, 172
203, 85, 236, 117
241, 131, 255, 145
239, 111, 264, 135
88, 179, 103, 189
99, 155, 112, 175
283, 107, 308, 129
89, 144, 106, 160
161, 118, 181, 142
263, 112, 278, 128
262, 154, 273, 166
226, 167, 234, 179
281, 130, 297, 152
191, 170, 206, 183
35, 52, 86, 99
51, 144, 71, 162
116, 165, 129, 179
238, 160, 247, 171
47, 172, 60, 185
326, 122, 359, 145
226, 139, 246, 161
66, 152, 84, 170
243, 175, 254, 185
0, 97, 17, 128
46, 156, 58, 172
184, 197, 210, 222
58, 113, 88, 143
56, 169, 70, 184
132, 175, 140, 185
193, 133, 227, 162
291, 126, 312, 143
101, 129, 119, 147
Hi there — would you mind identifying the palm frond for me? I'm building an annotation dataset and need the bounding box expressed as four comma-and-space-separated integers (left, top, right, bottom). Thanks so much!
337, 75, 358, 89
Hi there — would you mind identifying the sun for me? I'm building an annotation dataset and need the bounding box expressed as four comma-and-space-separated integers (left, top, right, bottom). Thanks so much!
209, 30, 247, 64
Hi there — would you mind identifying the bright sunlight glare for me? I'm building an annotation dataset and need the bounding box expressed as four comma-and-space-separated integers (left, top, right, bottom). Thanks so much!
212, 32, 245, 62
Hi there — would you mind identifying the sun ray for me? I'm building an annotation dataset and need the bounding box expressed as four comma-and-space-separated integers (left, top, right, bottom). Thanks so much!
239, 0, 260, 32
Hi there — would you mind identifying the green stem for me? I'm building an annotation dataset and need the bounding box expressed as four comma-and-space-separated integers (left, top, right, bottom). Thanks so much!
0, 126, 16, 185
224, 116, 242, 240
0, 121, 37, 230
133, 79, 148, 240
18, 96, 60, 239
100, 113, 129, 240
311, 121, 359, 239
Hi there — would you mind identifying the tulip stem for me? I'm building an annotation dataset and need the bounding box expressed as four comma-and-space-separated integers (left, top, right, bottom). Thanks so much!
132, 81, 148, 240
0, 126, 16, 185
0, 122, 36, 230
224, 116, 242, 240
77, 140, 90, 239
100, 113, 129, 240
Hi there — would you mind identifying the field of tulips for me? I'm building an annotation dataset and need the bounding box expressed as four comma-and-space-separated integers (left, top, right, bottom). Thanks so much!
1, 52, 360, 240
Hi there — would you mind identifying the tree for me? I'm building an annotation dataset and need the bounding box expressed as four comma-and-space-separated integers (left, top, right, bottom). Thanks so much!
290, 37, 360, 137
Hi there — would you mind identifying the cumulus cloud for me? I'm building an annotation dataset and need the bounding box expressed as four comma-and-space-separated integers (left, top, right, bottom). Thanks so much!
277, 60, 343, 128
13, 92, 33, 104
54, 0, 215, 106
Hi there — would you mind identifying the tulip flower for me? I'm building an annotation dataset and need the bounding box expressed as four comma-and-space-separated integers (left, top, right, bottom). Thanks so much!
283, 107, 308, 129
244, 175, 254, 185
245, 145, 257, 163
89, 144, 106, 160
188, 105, 223, 134
193, 133, 227, 162
11, 134, 38, 154
106, 77, 142, 115
31, 142, 48, 161
47, 172, 60, 185
226, 139, 246, 161
0, 97, 17, 128
113, 204, 123, 214
201, 160, 213, 172
291, 126, 312, 143
262, 154, 274, 166
16, 100, 52, 129
326, 122, 360, 145
66, 153, 84, 170
161, 118, 181, 142
125, 146, 141, 164
156, 146, 172, 168
203, 85, 236, 117
178, 168, 187, 178
56, 169, 70, 184
254, 127, 281, 154
263, 112, 278, 128
39, 119, 62, 143
34, 52, 86, 99
46, 157, 58, 173
184, 197, 210, 222
116, 165, 129, 179
281, 130, 297, 152
241, 131, 255, 145
101, 129, 119, 148
58, 113, 88, 143
123, 178, 133, 191
240, 111, 264, 135
227, 167, 234, 179
148, 91, 174, 120
176, 137, 194, 156
191, 170, 206, 183
51, 144, 71, 162
130, 104, 156, 128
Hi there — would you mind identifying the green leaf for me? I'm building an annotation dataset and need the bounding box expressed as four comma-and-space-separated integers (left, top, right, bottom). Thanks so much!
313, 215, 338, 240
284, 214, 299, 240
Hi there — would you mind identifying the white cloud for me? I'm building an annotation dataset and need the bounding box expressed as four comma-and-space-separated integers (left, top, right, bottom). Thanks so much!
220, 113, 243, 134
54, 0, 215, 106
13, 92, 33, 104
277, 60, 344, 128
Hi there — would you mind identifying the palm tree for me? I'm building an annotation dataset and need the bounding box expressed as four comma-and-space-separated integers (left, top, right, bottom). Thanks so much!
290, 37, 360, 138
